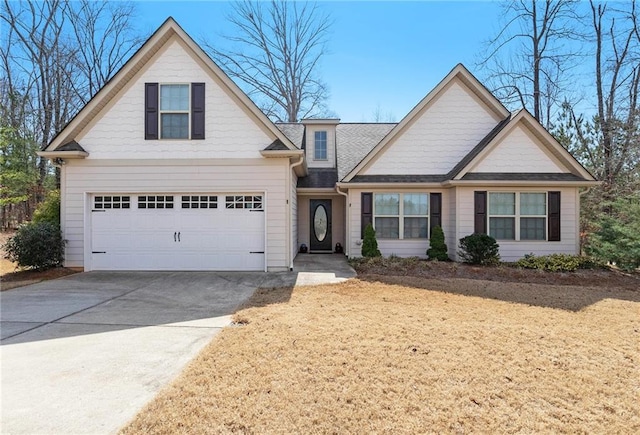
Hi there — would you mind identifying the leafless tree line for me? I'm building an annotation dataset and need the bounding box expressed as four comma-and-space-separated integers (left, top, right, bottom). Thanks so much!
479, 0, 639, 198
0, 0, 142, 226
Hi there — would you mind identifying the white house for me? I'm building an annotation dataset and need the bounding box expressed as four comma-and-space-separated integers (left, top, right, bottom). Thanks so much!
39, 18, 598, 272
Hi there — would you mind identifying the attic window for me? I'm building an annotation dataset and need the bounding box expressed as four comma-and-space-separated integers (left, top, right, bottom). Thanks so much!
160, 84, 189, 139
314, 131, 327, 160
145, 82, 205, 140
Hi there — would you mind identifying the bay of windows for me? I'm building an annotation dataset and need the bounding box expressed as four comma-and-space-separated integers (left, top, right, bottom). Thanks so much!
374, 193, 429, 239
489, 192, 546, 240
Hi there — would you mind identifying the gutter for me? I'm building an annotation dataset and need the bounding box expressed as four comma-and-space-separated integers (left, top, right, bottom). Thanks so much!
335, 185, 349, 256
288, 155, 305, 271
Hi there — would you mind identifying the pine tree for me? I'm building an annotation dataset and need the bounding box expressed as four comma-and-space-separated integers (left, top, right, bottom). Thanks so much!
361, 223, 381, 257
427, 225, 448, 261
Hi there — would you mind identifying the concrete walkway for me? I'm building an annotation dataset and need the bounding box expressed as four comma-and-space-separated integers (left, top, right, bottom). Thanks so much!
292, 253, 356, 286
0, 257, 354, 434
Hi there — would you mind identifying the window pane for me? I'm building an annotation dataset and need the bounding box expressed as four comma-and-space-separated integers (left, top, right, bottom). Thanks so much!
161, 113, 188, 139
375, 217, 399, 239
374, 193, 399, 215
521, 193, 546, 215
490, 217, 515, 239
403, 194, 428, 215
521, 217, 546, 240
314, 131, 327, 159
489, 192, 515, 215
404, 217, 428, 238
160, 84, 189, 110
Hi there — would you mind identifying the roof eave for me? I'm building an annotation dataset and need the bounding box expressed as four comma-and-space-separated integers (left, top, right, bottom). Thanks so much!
336, 181, 448, 189
444, 180, 601, 187
37, 151, 89, 159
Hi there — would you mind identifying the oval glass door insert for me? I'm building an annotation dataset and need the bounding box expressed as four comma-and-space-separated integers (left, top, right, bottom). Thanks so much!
314, 205, 328, 242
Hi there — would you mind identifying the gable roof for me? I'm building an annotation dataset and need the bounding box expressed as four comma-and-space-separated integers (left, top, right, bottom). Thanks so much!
453, 109, 596, 181
44, 17, 298, 153
342, 64, 511, 182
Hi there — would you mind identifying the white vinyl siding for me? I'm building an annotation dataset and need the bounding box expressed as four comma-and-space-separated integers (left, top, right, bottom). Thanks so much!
471, 125, 566, 173
362, 80, 501, 175
62, 158, 290, 271
456, 187, 579, 262
305, 125, 335, 169
77, 39, 274, 159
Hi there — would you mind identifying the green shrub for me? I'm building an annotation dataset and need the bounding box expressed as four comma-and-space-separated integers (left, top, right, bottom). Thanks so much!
585, 198, 640, 272
515, 253, 603, 272
458, 233, 500, 265
32, 189, 60, 226
427, 225, 448, 261
3, 222, 64, 270
361, 223, 381, 258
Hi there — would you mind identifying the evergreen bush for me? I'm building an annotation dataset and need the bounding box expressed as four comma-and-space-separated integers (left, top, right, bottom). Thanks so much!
458, 233, 500, 265
426, 225, 448, 261
3, 222, 64, 270
361, 223, 381, 258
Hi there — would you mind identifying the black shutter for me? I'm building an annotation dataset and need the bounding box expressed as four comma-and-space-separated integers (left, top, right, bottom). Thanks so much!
548, 191, 561, 241
474, 191, 487, 234
191, 82, 205, 139
145, 83, 158, 140
361, 192, 373, 238
430, 192, 442, 234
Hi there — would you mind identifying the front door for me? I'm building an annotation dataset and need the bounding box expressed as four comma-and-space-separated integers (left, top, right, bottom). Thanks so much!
310, 199, 332, 251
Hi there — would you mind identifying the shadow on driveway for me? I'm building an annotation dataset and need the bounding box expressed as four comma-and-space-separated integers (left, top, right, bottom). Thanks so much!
0, 271, 297, 345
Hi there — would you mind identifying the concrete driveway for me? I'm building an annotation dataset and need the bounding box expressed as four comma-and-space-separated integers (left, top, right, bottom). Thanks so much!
0, 271, 294, 434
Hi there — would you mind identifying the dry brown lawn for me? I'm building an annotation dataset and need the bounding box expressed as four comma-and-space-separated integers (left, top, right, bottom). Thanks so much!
122, 273, 639, 434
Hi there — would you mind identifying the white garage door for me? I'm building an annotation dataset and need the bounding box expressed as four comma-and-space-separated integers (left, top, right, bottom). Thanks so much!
90, 193, 265, 271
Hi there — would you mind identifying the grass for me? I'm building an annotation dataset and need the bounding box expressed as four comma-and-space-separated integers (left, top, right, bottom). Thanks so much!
121, 275, 640, 434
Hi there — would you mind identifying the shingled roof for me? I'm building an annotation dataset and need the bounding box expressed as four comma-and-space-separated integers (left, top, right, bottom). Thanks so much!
336, 123, 396, 181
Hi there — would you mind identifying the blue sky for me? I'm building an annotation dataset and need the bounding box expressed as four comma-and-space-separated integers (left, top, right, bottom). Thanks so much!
136, 1, 504, 122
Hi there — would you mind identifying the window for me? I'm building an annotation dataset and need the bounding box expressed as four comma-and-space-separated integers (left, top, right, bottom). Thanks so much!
225, 195, 263, 210
373, 193, 429, 239
314, 131, 327, 160
488, 192, 546, 240
138, 195, 174, 209
94, 196, 130, 210
160, 84, 189, 139
182, 195, 217, 209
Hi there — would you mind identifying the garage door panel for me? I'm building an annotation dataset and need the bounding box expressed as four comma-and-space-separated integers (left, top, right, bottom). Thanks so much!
90, 193, 265, 271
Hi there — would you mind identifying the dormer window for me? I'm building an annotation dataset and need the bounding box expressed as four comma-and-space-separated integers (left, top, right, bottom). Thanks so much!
160, 84, 189, 139
145, 82, 205, 140
314, 131, 327, 160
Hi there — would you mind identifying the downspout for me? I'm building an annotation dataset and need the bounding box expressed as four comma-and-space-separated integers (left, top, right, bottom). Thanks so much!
288, 155, 304, 271
335, 185, 349, 257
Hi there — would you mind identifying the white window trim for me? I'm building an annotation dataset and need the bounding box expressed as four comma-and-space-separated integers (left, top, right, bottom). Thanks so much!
159, 83, 191, 140
488, 191, 547, 241
373, 192, 429, 240
314, 130, 328, 160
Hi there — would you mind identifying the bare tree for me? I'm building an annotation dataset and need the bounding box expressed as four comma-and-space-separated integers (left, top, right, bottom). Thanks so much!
1, 0, 79, 199
66, 0, 144, 102
1, 0, 141, 217
478, 0, 581, 127
205, 0, 331, 122
558, 2, 640, 195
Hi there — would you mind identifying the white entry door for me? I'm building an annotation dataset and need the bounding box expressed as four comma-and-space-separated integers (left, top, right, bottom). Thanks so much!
90, 194, 265, 271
